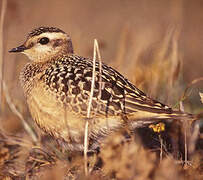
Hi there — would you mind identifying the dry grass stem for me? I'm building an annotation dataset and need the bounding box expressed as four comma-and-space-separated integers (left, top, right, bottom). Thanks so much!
2, 81, 38, 142
199, 92, 203, 104
179, 101, 188, 163
84, 120, 89, 175
84, 39, 100, 175
188, 120, 200, 155
184, 122, 188, 164
159, 134, 163, 161
114, 25, 129, 69
97, 41, 102, 100
0, 0, 7, 110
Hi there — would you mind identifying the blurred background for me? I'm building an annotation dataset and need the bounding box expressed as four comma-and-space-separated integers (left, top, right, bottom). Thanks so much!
1, 0, 203, 133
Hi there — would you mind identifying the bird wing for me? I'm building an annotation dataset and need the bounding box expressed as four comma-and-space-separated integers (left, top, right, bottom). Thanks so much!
40, 54, 184, 121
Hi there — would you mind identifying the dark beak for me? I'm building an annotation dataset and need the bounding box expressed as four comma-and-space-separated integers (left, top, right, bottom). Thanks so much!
9, 44, 27, 53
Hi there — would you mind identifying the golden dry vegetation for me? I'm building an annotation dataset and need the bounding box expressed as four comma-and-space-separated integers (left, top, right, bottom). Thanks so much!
0, 0, 203, 179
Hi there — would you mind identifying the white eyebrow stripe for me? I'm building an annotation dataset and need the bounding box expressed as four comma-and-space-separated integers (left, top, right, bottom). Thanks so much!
37, 32, 68, 40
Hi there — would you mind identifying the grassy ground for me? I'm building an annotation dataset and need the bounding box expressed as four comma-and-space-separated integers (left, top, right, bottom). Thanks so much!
0, 0, 203, 179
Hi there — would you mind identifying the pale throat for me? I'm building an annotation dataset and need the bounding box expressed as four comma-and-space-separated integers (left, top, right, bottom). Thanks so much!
23, 46, 68, 62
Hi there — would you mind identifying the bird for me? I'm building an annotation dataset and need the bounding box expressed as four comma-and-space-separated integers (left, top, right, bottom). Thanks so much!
9, 27, 194, 151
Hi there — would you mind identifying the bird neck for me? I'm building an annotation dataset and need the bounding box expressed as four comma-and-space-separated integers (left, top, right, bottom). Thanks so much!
20, 59, 54, 96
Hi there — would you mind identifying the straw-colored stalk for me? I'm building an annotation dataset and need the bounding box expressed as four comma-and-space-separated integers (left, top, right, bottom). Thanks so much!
84, 39, 101, 175
0, 0, 7, 110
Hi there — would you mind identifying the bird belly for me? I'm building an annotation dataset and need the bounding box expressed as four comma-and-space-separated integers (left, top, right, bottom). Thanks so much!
27, 82, 86, 147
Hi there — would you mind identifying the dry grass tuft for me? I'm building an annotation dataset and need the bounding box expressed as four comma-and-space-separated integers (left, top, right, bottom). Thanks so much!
100, 131, 157, 180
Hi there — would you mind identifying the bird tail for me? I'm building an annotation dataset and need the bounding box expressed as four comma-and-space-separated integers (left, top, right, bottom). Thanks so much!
127, 110, 196, 129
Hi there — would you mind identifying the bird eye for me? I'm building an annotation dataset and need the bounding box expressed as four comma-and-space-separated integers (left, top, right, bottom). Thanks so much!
39, 37, 49, 45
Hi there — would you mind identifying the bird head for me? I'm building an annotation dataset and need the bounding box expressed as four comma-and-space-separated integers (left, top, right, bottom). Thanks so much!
9, 27, 74, 62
